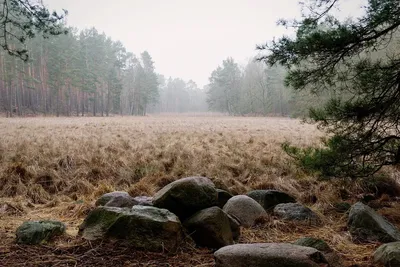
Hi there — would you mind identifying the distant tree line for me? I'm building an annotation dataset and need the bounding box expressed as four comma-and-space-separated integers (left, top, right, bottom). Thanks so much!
206, 57, 328, 117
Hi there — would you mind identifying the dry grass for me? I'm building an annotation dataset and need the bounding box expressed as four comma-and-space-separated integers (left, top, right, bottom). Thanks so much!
0, 115, 398, 266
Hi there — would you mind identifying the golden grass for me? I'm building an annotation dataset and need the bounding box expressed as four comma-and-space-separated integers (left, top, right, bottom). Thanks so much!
0, 115, 397, 266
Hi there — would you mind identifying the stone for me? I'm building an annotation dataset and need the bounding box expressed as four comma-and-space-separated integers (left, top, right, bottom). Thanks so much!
79, 206, 183, 252
183, 206, 233, 249
95, 191, 131, 206
153, 176, 218, 220
227, 214, 241, 241
247, 190, 296, 211
294, 237, 332, 252
16, 220, 66, 245
223, 195, 266, 227
217, 189, 233, 208
133, 196, 153, 206
348, 202, 400, 243
274, 203, 320, 224
214, 243, 328, 267
104, 195, 138, 208
333, 202, 351, 213
374, 242, 400, 266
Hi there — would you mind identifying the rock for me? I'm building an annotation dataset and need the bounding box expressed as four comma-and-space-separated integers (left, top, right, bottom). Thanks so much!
294, 237, 343, 267
217, 189, 233, 208
348, 202, 400, 243
227, 214, 241, 241
133, 196, 153, 206
214, 243, 328, 267
223, 195, 266, 227
153, 176, 218, 220
95, 191, 131, 206
104, 195, 138, 208
247, 190, 296, 211
374, 242, 400, 266
183, 206, 233, 249
294, 237, 331, 252
274, 203, 320, 224
79, 206, 183, 252
333, 202, 351, 213
16, 220, 66, 245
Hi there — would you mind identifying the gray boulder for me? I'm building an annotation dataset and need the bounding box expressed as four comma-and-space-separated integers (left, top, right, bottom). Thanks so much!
374, 242, 400, 266
16, 220, 66, 245
133, 196, 153, 206
223, 195, 266, 227
183, 206, 233, 249
95, 191, 131, 206
274, 203, 320, 224
247, 190, 296, 211
217, 189, 233, 208
104, 195, 138, 208
214, 243, 328, 267
348, 202, 400, 243
79, 206, 183, 252
153, 176, 218, 220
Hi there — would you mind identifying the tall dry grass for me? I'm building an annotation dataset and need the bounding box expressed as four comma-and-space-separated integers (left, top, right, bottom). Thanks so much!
0, 115, 398, 266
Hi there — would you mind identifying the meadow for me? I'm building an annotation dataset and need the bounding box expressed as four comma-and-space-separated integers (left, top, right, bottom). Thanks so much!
1, 115, 398, 266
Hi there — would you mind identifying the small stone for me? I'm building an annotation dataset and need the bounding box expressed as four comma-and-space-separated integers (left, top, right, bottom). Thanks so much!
294, 237, 332, 252
348, 202, 400, 243
133, 196, 153, 206
247, 190, 296, 211
16, 220, 66, 245
274, 203, 320, 224
223, 195, 266, 227
184, 206, 233, 249
374, 241, 400, 266
104, 195, 138, 208
95, 191, 131, 206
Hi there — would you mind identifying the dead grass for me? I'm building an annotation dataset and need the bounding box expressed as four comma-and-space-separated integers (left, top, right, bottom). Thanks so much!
0, 115, 397, 266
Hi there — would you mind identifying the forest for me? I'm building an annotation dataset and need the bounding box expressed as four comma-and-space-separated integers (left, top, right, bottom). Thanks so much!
0, 25, 322, 117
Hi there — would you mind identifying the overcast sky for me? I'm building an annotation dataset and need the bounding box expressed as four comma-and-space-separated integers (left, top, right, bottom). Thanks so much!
45, 0, 365, 88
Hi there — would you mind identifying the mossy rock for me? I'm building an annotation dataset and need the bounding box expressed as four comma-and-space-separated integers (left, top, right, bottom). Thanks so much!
16, 220, 66, 245
79, 206, 184, 252
293, 237, 331, 252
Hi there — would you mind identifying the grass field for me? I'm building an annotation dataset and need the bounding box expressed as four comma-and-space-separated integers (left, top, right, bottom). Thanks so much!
0, 115, 398, 266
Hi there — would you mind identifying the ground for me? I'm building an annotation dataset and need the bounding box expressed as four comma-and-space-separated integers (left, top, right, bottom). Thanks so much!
0, 115, 398, 266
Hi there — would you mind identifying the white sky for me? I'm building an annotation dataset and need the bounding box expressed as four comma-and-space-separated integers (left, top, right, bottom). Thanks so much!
45, 0, 365, 88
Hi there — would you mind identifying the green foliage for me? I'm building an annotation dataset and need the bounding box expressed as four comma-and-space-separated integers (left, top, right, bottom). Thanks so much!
260, 0, 400, 177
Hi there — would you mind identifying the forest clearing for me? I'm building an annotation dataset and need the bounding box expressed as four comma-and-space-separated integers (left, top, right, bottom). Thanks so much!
1, 115, 399, 266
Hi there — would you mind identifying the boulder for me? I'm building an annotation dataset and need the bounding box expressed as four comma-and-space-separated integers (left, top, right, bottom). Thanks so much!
223, 195, 266, 227
153, 176, 218, 220
217, 189, 233, 208
247, 190, 296, 211
104, 195, 138, 208
79, 206, 183, 252
183, 206, 233, 248
133, 196, 153, 206
294, 237, 343, 267
95, 191, 131, 206
227, 214, 241, 241
274, 203, 320, 224
16, 220, 66, 245
374, 242, 400, 266
294, 237, 331, 252
214, 243, 328, 267
348, 202, 400, 243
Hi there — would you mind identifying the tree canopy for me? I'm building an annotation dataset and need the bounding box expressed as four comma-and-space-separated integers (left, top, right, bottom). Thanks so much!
0, 0, 67, 61
258, 0, 400, 178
